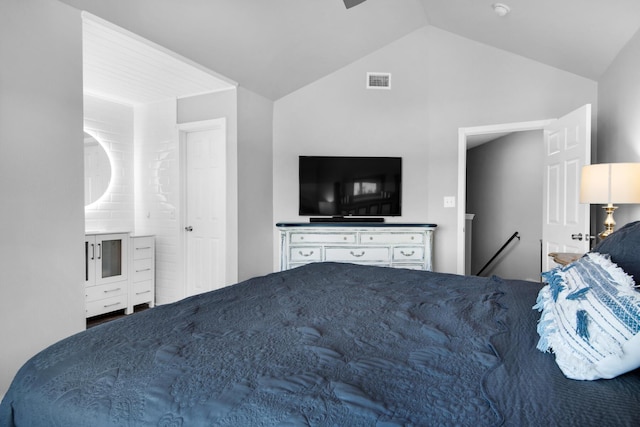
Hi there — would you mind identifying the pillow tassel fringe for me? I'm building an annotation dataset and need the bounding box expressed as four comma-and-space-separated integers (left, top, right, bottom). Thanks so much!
576, 310, 590, 340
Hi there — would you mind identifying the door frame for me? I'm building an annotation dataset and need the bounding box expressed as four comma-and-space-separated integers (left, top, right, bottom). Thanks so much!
456, 119, 554, 275
178, 118, 228, 296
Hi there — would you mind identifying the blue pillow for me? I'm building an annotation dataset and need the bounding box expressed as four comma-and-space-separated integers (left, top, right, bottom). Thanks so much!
591, 220, 640, 283
535, 253, 640, 380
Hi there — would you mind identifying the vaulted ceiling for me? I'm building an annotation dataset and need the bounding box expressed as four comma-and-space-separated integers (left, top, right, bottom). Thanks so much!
58, 0, 640, 101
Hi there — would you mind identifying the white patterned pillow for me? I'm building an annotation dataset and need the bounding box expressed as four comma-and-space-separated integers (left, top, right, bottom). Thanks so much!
534, 252, 640, 380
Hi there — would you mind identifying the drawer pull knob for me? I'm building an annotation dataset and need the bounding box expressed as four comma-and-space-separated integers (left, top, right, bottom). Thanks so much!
350, 250, 365, 258
136, 268, 152, 273
136, 246, 151, 250
369, 237, 373, 240
104, 302, 121, 308
400, 250, 415, 257
103, 288, 121, 293
298, 250, 314, 257
136, 290, 151, 295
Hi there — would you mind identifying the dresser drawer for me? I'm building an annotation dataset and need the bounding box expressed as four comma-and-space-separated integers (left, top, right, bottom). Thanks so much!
132, 237, 154, 260
86, 281, 127, 302
325, 247, 390, 262
392, 246, 425, 261
132, 280, 154, 305
86, 295, 127, 317
290, 232, 356, 244
392, 263, 426, 270
289, 246, 322, 262
132, 258, 153, 282
360, 232, 424, 244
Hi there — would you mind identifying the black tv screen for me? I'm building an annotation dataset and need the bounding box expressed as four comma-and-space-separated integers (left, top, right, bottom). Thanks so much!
299, 156, 402, 217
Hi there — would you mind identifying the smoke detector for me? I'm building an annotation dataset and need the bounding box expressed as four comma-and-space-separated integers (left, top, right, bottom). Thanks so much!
492, 3, 511, 17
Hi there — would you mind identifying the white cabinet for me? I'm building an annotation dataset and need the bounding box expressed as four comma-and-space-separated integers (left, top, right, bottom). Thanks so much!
129, 235, 155, 312
84, 233, 129, 317
277, 223, 436, 271
84, 233, 156, 319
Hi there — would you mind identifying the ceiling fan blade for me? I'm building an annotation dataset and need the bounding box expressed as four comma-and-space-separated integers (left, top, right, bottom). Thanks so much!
344, 0, 367, 9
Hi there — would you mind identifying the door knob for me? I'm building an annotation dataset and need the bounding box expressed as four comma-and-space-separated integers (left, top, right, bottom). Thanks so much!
185, 226, 193, 232
571, 233, 583, 241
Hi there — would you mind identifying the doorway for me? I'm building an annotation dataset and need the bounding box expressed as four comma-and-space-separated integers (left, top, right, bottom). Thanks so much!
466, 130, 544, 280
457, 105, 592, 276
179, 119, 227, 297
456, 120, 553, 275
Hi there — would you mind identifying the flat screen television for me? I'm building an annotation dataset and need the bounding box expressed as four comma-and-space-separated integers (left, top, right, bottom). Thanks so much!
299, 156, 402, 218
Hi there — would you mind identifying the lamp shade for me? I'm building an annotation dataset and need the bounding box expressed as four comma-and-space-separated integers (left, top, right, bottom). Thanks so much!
580, 163, 640, 204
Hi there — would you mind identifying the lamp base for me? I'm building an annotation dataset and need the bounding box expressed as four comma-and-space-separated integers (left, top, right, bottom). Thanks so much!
598, 204, 617, 239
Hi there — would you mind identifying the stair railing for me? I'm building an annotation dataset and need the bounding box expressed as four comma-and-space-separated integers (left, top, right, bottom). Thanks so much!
475, 231, 520, 276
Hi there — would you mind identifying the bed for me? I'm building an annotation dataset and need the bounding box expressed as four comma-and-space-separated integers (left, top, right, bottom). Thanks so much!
2, 223, 640, 426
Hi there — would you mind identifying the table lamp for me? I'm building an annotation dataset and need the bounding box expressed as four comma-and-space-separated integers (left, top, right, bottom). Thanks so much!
580, 163, 640, 239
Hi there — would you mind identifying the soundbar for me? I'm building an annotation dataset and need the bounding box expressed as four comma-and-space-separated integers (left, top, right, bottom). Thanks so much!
310, 216, 385, 223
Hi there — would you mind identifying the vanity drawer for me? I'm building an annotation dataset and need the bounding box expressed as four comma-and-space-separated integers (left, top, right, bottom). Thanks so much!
132, 258, 153, 282
360, 232, 424, 244
290, 232, 356, 244
392, 246, 425, 261
86, 282, 127, 302
86, 295, 127, 318
325, 247, 390, 262
132, 280, 154, 305
133, 237, 154, 260
289, 246, 322, 262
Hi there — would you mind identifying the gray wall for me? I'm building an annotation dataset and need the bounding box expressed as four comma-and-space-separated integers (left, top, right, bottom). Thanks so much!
237, 87, 274, 280
466, 131, 543, 281
0, 0, 86, 397
273, 26, 598, 273
597, 28, 640, 227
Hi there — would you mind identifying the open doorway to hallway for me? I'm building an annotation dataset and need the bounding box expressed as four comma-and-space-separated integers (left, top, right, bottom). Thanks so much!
466, 130, 543, 281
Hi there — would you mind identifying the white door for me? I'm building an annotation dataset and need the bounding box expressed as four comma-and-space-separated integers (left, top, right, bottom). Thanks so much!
542, 104, 591, 272
184, 121, 227, 296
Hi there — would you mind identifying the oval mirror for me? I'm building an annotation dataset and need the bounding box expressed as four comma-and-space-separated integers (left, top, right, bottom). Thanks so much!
84, 132, 112, 206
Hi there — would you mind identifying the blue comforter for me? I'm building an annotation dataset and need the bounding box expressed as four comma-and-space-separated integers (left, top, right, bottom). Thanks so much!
2, 263, 639, 426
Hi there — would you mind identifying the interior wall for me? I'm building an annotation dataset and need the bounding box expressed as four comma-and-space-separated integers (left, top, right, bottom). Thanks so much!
0, 0, 85, 397
466, 131, 543, 281
84, 94, 135, 232
273, 25, 598, 273
597, 28, 640, 227
237, 87, 274, 281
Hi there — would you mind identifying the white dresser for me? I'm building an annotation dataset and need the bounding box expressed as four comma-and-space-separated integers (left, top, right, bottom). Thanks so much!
277, 223, 436, 271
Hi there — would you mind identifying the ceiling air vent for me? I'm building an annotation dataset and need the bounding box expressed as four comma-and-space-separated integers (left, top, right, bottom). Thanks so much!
367, 72, 391, 89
